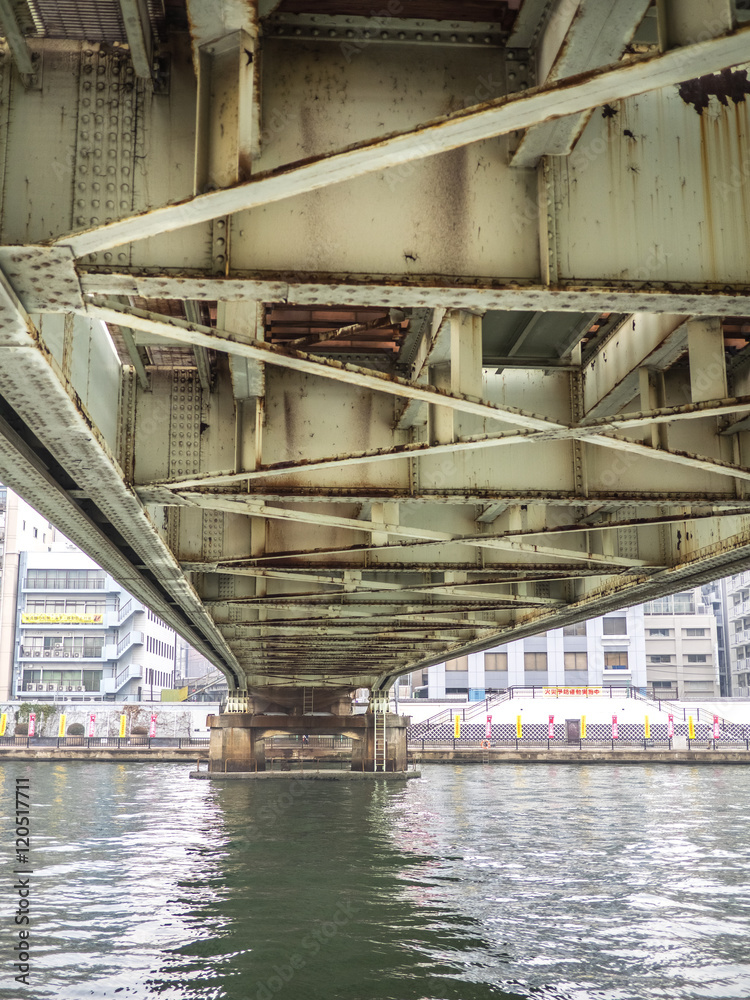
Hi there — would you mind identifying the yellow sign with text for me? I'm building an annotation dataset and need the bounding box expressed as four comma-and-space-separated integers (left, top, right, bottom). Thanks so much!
581, 715, 587, 739
0, 713, 6, 736
688, 716, 696, 739
644, 715, 651, 739
454, 714, 461, 739
119, 714, 127, 738
58, 714, 67, 738
21, 613, 103, 625
516, 715, 522, 738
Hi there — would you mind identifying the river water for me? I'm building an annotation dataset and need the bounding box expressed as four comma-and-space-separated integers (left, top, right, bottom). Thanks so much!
2, 761, 750, 1000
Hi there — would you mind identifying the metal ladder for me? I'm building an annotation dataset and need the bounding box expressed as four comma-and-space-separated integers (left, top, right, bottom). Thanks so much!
372, 694, 388, 771
302, 687, 314, 715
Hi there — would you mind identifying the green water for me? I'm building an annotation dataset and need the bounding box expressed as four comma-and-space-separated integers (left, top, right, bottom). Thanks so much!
2, 761, 750, 1000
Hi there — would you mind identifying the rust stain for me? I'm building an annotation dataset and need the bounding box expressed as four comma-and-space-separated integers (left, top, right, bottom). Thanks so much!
678, 68, 750, 115
699, 114, 717, 280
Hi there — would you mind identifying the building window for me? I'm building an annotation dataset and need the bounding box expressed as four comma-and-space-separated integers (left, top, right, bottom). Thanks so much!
603, 618, 627, 635
485, 652, 507, 670
563, 622, 586, 636
652, 680, 673, 689
604, 652, 628, 670
673, 592, 695, 614
524, 652, 547, 672
648, 628, 671, 637
687, 654, 708, 663
445, 656, 468, 671
684, 628, 706, 637
564, 652, 587, 672
649, 655, 673, 663
26, 569, 105, 590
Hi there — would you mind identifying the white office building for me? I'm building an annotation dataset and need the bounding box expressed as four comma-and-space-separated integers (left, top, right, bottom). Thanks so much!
407, 591, 721, 702
12, 550, 176, 702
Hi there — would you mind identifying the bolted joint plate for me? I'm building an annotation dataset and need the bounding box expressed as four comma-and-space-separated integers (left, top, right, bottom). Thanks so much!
0, 246, 84, 313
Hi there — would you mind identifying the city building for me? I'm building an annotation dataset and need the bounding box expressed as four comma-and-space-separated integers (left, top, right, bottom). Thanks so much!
13, 550, 177, 702
408, 607, 647, 700
641, 589, 720, 701
702, 578, 732, 697
724, 570, 750, 698
0, 487, 72, 701
406, 590, 722, 703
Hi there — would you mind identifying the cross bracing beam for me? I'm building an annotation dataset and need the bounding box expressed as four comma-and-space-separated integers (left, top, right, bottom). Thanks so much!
88, 302, 561, 431
88, 303, 750, 494
146, 394, 750, 491
79, 272, 750, 318
188, 508, 750, 566
53, 22, 750, 257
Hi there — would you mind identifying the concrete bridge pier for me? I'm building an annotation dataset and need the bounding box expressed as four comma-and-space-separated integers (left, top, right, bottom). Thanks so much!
207, 709, 410, 773
351, 713, 409, 772
207, 713, 266, 773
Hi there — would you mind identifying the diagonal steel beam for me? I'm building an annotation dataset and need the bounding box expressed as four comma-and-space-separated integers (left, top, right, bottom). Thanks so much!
206, 507, 748, 565
178, 493, 653, 567
55, 22, 750, 256
90, 302, 564, 431
0, 0, 34, 76
118, 0, 155, 80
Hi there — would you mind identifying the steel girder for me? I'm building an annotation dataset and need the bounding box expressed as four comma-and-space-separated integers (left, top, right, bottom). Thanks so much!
0, 3, 749, 704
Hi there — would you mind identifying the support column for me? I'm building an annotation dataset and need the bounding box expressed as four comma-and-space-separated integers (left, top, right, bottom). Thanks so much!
208, 712, 266, 772
351, 713, 409, 772
687, 317, 727, 403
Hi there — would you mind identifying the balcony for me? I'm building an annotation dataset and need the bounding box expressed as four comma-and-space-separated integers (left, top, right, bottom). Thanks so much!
115, 663, 143, 690
117, 598, 144, 624
116, 630, 144, 657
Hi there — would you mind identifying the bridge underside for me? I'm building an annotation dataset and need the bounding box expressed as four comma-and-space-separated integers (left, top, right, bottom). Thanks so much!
0, 1, 750, 707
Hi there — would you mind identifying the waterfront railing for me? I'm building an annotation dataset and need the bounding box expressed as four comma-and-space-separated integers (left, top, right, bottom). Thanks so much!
0, 736, 209, 749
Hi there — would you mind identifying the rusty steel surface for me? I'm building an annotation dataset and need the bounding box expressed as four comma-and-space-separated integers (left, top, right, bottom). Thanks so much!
1, 3, 750, 708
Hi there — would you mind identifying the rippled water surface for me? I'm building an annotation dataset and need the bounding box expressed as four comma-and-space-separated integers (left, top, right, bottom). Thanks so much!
2, 761, 750, 1000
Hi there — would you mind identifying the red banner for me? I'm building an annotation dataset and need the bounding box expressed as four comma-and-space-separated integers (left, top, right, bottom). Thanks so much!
149, 714, 157, 738
28, 712, 36, 737
485, 715, 492, 738
667, 714, 674, 738
88, 713, 96, 738
611, 715, 619, 739
548, 715, 555, 739
713, 715, 720, 739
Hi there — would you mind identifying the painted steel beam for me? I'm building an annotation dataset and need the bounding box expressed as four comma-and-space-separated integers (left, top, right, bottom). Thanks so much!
176, 493, 654, 568
54, 22, 750, 256
145, 392, 750, 494
118, 0, 155, 80
86, 302, 564, 431
0, 0, 34, 76
79, 272, 750, 317
511, 0, 652, 168
202, 508, 747, 565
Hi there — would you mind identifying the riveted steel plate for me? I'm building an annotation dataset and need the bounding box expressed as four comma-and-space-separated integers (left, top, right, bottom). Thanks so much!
0, 246, 84, 312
